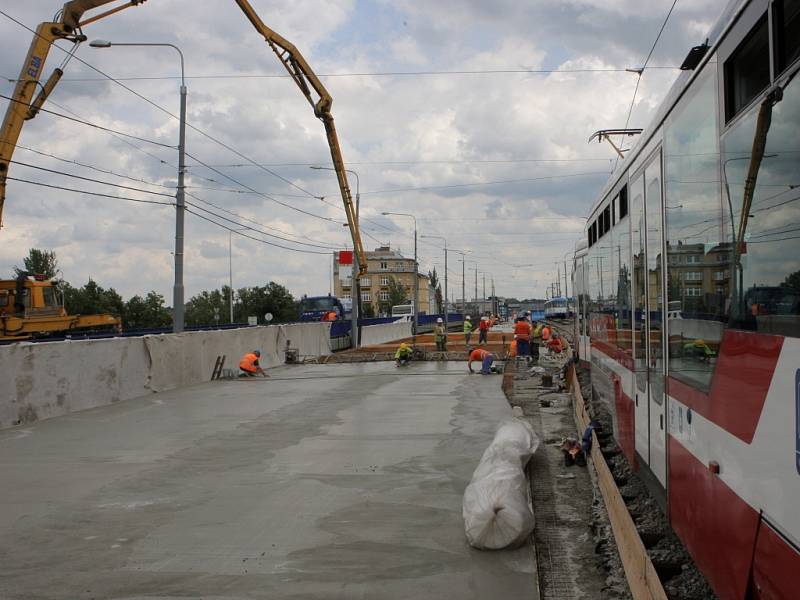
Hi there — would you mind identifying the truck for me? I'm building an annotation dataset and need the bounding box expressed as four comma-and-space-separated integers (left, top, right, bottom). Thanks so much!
298, 295, 348, 322
0, 273, 121, 341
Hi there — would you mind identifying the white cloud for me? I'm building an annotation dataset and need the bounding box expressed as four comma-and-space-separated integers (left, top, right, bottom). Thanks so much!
0, 0, 725, 303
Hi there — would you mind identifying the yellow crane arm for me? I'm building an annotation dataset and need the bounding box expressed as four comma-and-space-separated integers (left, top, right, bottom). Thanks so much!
0, 1, 145, 228
233, 0, 367, 275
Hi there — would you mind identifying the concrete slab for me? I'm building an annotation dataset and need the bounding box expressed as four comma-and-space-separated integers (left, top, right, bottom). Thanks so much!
0, 362, 538, 599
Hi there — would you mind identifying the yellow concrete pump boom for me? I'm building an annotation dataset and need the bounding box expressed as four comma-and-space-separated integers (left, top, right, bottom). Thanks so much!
0, 0, 367, 278
0, 1, 147, 228
233, 0, 366, 276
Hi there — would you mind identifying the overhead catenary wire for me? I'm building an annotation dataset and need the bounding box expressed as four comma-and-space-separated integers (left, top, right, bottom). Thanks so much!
0, 93, 174, 148
0, 9, 324, 202
6, 176, 174, 206
52, 66, 681, 81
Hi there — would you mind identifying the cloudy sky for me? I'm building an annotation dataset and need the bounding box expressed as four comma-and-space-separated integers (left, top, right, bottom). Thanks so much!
0, 0, 725, 303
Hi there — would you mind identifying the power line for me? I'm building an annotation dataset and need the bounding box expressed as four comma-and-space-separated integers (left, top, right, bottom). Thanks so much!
183, 201, 337, 253
9, 160, 175, 197
359, 171, 610, 196
0, 9, 323, 201
52, 66, 680, 81
0, 92, 173, 148
618, 0, 679, 161
199, 157, 616, 168
6, 177, 174, 206
184, 191, 345, 250
184, 208, 332, 254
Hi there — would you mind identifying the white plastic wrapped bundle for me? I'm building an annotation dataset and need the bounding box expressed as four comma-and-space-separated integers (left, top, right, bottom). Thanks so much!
463, 418, 540, 549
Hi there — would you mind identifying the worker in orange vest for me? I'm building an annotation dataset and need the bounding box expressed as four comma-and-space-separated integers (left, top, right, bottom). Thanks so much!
541, 324, 552, 342
239, 349, 268, 377
547, 332, 564, 354
513, 316, 533, 364
478, 316, 490, 345
321, 310, 337, 321
468, 347, 495, 374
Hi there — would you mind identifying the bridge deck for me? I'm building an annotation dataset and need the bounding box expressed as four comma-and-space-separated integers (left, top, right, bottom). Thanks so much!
0, 361, 537, 599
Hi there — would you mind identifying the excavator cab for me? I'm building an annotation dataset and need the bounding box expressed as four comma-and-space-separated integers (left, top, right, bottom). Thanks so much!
0, 274, 120, 340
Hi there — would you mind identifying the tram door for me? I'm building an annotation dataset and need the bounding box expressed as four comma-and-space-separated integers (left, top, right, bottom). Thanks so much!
644, 153, 666, 487
631, 174, 649, 462
630, 152, 667, 487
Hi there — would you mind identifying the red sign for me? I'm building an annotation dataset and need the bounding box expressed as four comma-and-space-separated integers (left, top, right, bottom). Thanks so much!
339, 250, 353, 265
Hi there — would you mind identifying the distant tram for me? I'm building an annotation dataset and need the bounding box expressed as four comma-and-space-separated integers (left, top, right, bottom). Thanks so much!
543, 296, 574, 319
571, 1, 800, 598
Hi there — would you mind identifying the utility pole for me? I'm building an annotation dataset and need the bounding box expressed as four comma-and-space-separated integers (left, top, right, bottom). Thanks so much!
474, 266, 478, 305
461, 254, 466, 316
564, 260, 569, 299
482, 273, 486, 311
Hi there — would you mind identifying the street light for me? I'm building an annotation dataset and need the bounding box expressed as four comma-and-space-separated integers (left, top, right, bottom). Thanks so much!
229, 227, 249, 323
382, 211, 418, 343
91, 39, 187, 333
311, 165, 361, 347
421, 234, 447, 332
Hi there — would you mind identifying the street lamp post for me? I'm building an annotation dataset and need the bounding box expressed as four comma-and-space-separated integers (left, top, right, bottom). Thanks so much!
228, 226, 249, 323
312, 166, 361, 347
382, 212, 418, 344
91, 40, 187, 333
421, 234, 447, 333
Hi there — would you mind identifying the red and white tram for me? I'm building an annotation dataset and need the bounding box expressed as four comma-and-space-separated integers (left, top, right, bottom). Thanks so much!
572, 1, 800, 597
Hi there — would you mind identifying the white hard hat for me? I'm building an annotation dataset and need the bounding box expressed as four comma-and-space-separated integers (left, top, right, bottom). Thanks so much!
437, 317, 443, 323
465, 315, 471, 320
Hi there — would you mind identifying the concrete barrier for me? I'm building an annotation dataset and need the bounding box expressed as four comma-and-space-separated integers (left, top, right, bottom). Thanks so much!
359, 321, 412, 347
0, 323, 331, 429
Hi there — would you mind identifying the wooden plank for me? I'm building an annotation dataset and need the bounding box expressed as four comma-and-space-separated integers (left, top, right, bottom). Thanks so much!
569, 365, 668, 600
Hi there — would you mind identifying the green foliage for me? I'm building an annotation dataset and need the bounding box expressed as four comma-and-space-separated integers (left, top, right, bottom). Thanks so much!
386, 276, 408, 307
123, 291, 172, 329
185, 287, 231, 325
234, 282, 296, 324
361, 301, 375, 318
428, 268, 442, 313
62, 279, 124, 317
14, 248, 59, 279
782, 269, 800, 291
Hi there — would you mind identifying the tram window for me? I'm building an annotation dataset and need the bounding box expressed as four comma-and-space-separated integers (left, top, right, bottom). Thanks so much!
724, 15, 770, 122
722, 63, 800, 338
776, 0, 800, 74
612, 195, 616, 225
619, 185, 628, 219
604, 205, 611, 233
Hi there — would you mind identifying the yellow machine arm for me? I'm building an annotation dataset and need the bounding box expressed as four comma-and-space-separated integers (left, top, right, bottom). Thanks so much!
0, 1, 146, 227
233, 0, 367, 275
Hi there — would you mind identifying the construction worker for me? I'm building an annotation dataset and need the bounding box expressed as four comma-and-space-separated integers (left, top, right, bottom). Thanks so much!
434, 317, 447, 351
541, 323, 552, 342
467, 346, 495, 375
514, 316, 533, 364
321, 310, 337, 321
395, 342, 413, 366
239, 349, 268, 377
463, 315, 474, 346
533, 320, 543, 341
547, 332, 564, 354
478, 315, 490, 345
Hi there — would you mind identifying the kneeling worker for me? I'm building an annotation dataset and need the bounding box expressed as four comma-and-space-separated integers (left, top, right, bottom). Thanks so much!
395, 342, 413, 366
467, 346, 495, 375
547, 332, 564, 354
239, 349, 269, 377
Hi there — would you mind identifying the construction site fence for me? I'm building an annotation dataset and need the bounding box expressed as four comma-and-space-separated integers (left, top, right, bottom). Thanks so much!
0, 322, 332, 431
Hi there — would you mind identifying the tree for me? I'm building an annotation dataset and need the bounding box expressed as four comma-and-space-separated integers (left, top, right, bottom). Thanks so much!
14, 248, 59, 279
782, 269, 800, 292
124, 291, 172, 329
234, 282, 295, 323
62, 279, 124, 317
185, 288, 229, 325
386, 276, 408, 308
428, 268, 443, 313
361, 301, 375, 318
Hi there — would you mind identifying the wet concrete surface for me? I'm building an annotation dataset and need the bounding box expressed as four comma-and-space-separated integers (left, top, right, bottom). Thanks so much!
0, 362, 537, 599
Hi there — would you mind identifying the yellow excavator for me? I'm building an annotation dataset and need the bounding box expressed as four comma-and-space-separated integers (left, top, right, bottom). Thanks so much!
0, 273, 121, 340
0, 0, 366, 340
